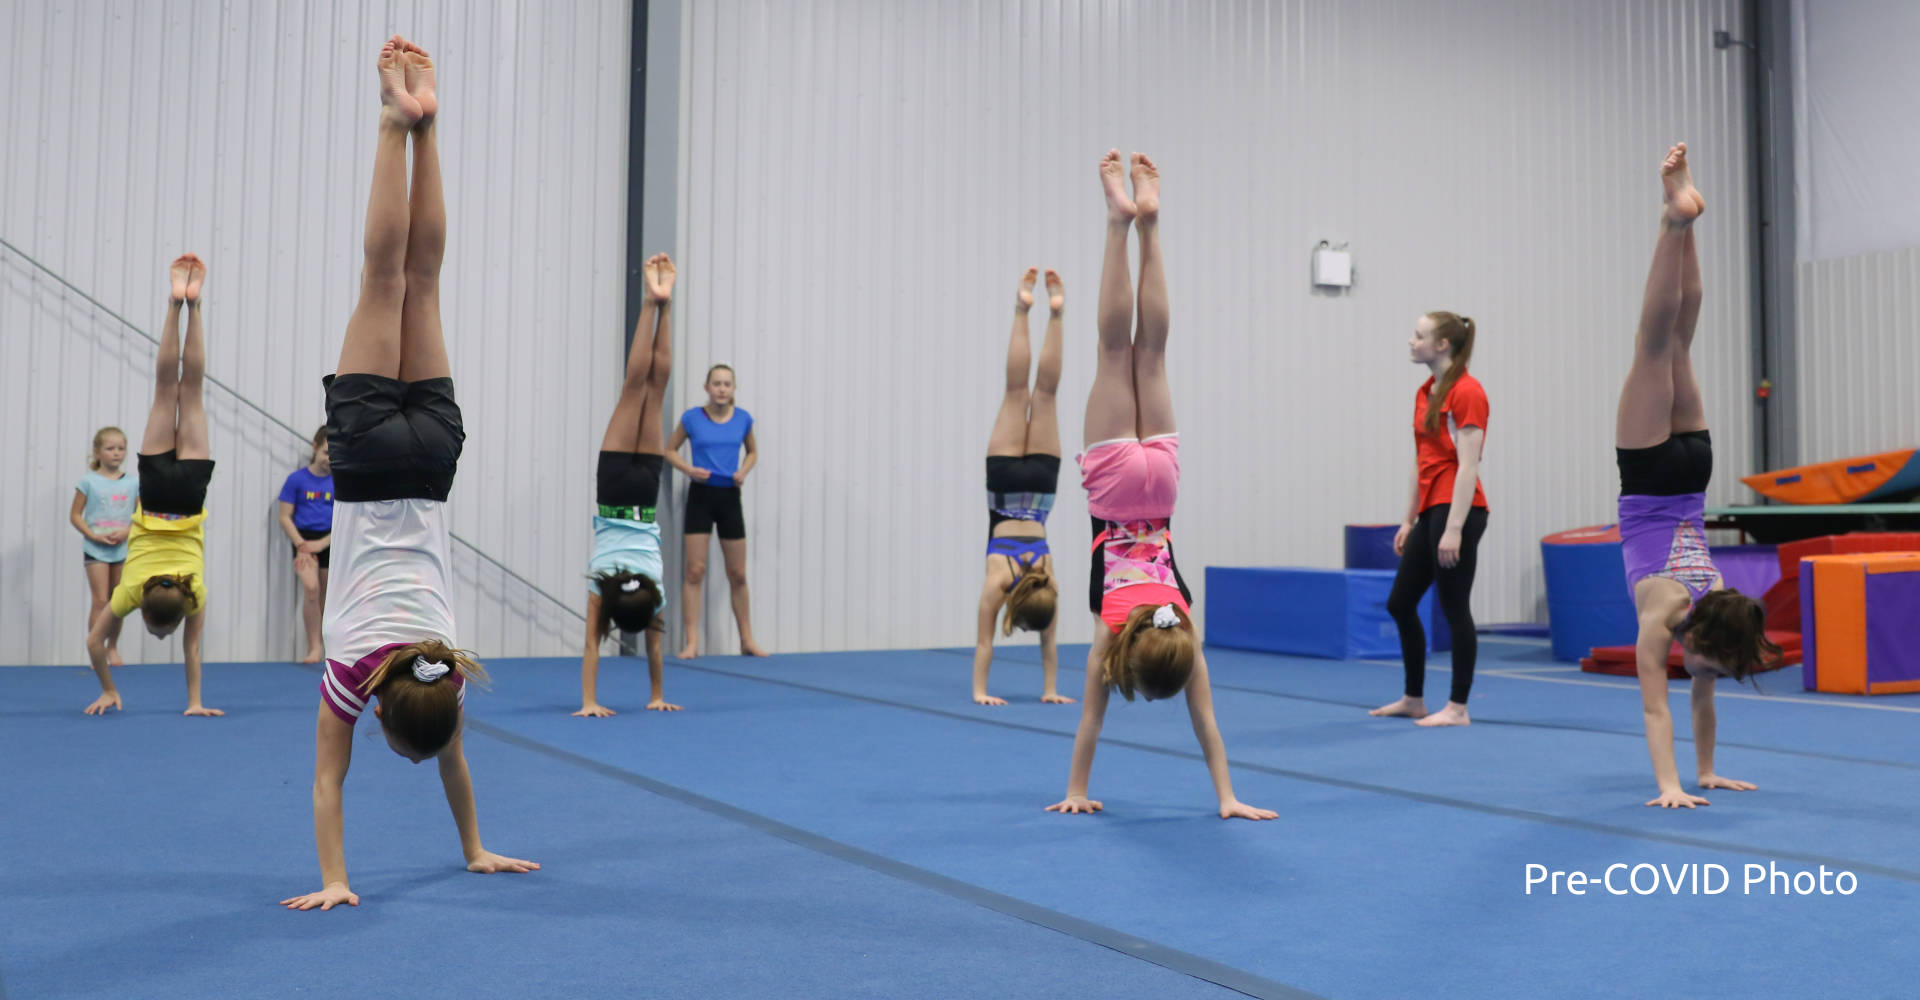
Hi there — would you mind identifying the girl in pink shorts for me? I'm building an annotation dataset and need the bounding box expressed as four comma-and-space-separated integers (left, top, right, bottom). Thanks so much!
1047, 151, 1275, 822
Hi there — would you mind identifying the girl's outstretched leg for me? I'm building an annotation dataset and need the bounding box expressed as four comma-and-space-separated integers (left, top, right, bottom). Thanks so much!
601, 296, 661, 453
1129, 154, 1174, 439
637, 255, 675, 455
988, 269, 1037, 457
398, 40, 450, 384
1027, 270, 1065, 457
1085, 150, 1137, 447
336, 39, 419, 380
1669, 224, 1708, 434
1615, 143, 1698, 450
140, 260, 188, 456
175, 256, 210, 461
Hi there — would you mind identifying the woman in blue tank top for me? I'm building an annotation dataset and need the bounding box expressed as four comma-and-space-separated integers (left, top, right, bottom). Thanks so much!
666, 364, 766, 657
973, 267, 1071, 707
1615, 144, 1778, 810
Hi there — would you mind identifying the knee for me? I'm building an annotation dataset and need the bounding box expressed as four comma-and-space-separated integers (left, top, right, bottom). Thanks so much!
684, 562, 707, 585
89, 596, 109, 614
1440, 596, 1476, 627
402, 266, 440, 292
360, 267, 407, 303
1386, 592, 1422, 621
726, 565, 749, 588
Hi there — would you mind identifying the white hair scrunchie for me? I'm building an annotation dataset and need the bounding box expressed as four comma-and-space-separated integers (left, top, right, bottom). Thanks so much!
621, 578, 643, 593
413, 658, 452, 683
1152, 604, 1181, 629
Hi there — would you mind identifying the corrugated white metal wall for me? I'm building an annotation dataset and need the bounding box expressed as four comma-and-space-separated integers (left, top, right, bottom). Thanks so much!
1795, 248, 1920, 461
668, 0, 1759, 653
1, 0, 630, 666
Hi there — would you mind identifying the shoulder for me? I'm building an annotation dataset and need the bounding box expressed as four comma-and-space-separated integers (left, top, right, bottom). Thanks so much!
1450, 373, 1488, 400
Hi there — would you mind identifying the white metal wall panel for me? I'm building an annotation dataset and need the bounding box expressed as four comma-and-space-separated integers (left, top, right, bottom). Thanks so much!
1, 0, 630, 666
1795, 248, 1920, 462
671, 0, 1758, 653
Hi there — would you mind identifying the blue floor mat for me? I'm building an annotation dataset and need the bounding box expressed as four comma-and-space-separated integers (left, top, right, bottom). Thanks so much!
5, 640, 1915, 1000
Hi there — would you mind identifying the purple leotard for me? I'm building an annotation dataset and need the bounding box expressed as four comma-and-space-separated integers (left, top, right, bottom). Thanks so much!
1618, 491, 1718, 603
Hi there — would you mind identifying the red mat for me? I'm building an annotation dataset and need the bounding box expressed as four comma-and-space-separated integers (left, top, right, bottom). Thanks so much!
1580, 630, 1801, 677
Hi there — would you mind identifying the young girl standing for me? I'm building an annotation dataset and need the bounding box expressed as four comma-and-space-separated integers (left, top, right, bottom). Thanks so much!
72, 426, 138, 668
278, 427, 334, 663
1369, 313, 1489, 727
283, 37, 535, 911
667, 364, 766, 658
1048, 151, 1273, 822
81, 253, 221, 718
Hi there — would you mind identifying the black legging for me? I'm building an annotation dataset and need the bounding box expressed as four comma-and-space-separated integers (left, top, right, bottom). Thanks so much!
1387, 503, 1489, 704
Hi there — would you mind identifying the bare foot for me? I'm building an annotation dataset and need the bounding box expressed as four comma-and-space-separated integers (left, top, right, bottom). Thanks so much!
1414, 702, 1471, 727
644, 252, 677, 302
1368, 695, 1428, 718
974, 693, 1008, 707
398, 38, 437, 128
168, 255, 191, 302
740, 641, 770, 658
300, 648, 323, 664
1100, 149, 1134, 224
1661, 143, 1704, 225
107, 648, 125, 668
1041, 693, 1076, 705
1044, 269, 1064, 313
1129, 153, 1159, 225
377, 39, 424, 129
1015, 267, 1037, 311
676, 643, 698, 659
182, 254, 207, 302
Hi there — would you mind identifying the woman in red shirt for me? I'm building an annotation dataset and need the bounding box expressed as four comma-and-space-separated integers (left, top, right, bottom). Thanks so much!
1370, 312, 1488, 727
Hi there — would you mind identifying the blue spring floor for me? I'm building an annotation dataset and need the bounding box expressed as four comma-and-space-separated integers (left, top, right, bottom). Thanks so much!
4, 638, 1917, 999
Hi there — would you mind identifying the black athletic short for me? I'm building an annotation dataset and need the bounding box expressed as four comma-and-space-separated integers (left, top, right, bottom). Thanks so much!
137, 450, 215, 516
597, 451, 663, 522
1617, 429, 1712, 497
323, 374, 465, 502
1088, 515, 1193, 615
685, 483, 745, 539
987, 453, 1060, 530
294, 526, 332, 570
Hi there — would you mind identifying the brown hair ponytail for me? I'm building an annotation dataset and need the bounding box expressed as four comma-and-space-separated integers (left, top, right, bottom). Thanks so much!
592, 571, 666, 641
1100, 603, 1197, 702
1422, 312, 1476, 435
1672, 589, 1783, 683
139, 574, 200, 629
1001, 571, 1058, 635
361, 640, 491, 757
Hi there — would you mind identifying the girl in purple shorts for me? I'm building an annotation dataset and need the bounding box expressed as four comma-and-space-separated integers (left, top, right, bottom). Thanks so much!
1616, 143, 1780, 811
1046, 151, 1274, 822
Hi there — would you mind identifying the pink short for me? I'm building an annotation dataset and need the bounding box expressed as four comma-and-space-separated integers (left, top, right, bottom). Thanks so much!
1078, 434, 1179, 522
